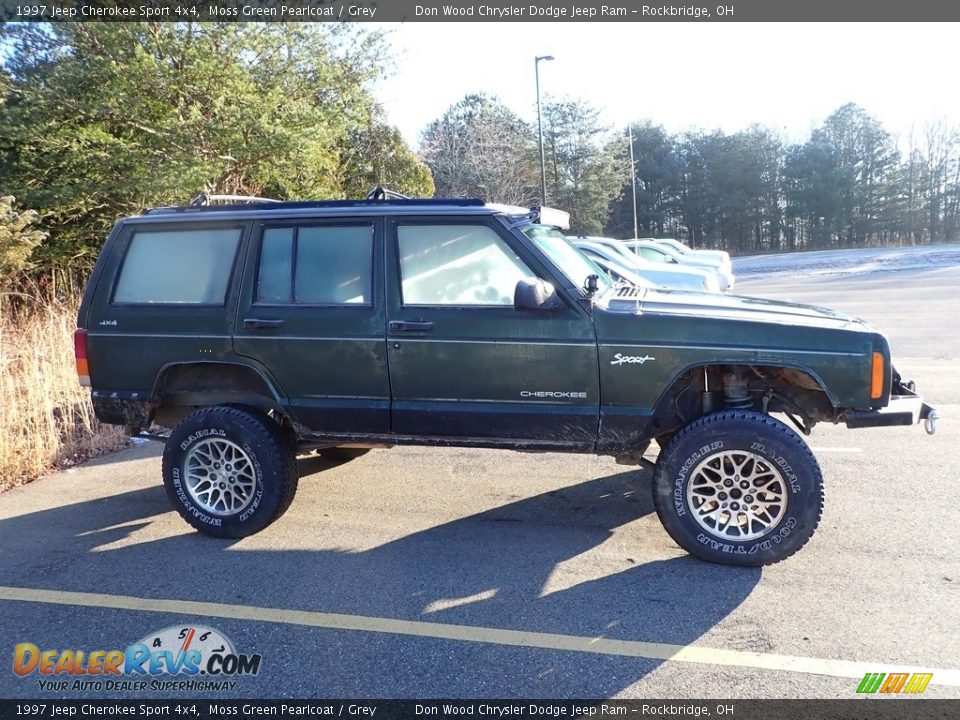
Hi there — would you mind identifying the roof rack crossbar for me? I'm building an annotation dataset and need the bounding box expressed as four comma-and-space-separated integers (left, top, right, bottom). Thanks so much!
366, 186, 412, 201
189, 193, 281, 207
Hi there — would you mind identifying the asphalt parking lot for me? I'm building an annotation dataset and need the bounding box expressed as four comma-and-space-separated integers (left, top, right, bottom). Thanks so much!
1, 247, 958, 699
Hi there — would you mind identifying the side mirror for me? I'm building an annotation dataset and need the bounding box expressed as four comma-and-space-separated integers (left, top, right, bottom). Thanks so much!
514, 278, 565, 312
584, 274, 599, 296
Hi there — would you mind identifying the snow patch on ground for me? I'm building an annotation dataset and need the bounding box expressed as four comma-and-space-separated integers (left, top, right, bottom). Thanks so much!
733, 244, 960, 279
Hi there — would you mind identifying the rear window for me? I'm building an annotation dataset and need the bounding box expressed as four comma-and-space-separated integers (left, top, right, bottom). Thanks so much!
113, 228, 242, 305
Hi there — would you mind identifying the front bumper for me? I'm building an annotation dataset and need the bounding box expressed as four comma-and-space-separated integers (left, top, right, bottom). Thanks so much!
843, 381, 939, 434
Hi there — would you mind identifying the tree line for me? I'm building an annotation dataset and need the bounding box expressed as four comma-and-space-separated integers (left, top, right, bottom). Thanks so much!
421, 95, 960, 254
0, 22, 433, 283
2, 23, 958, 289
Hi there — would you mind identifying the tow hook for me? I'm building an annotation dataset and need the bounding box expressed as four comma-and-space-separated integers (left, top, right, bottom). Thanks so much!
924, 408, 939, 435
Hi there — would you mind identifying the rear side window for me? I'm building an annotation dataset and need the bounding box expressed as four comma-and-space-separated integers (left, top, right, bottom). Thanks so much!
256, 224, 372, 305
113, 228, 241, 305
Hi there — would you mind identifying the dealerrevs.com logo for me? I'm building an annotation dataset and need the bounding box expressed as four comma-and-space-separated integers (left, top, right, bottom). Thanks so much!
13, 625, 261, 692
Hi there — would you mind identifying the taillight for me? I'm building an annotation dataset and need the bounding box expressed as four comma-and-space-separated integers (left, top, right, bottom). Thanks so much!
74, 329, 90, 387
870, 351, 884, 400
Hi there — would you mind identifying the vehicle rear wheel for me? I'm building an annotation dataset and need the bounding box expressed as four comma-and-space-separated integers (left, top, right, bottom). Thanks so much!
162, 406, 297, 538
652, 410, 823, 566
318, 447, 370, 462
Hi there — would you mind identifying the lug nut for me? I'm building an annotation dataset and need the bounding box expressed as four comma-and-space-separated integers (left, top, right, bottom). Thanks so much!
724, 479, 733, 487
718, 492, 728, 500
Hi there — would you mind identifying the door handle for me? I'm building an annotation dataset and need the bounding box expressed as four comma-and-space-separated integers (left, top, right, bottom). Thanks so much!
243, 318, 284, 330
389, 320, 434, 333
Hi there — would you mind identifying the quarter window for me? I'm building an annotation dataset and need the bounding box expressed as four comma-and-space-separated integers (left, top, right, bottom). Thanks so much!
256, 225, 372, 305
113, 228, 241, 305
397, 225, 532, 306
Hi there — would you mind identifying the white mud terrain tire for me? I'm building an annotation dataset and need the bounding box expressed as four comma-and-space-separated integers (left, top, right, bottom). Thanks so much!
162, 406, 298, 538
653, 410, 824, 566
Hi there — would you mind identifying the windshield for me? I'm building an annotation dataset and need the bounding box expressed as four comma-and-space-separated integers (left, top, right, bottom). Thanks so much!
660, 239, 690, 255
520, 224, 612, 294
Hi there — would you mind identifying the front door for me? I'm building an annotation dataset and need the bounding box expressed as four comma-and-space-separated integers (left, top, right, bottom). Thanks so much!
385, 217, 599, 447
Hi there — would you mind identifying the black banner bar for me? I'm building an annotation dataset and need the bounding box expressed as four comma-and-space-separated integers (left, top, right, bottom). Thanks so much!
2, 700, 960, 720
2, 0, 960, 22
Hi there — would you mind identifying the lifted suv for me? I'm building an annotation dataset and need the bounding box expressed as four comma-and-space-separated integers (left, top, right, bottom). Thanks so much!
76, 194, 937, 566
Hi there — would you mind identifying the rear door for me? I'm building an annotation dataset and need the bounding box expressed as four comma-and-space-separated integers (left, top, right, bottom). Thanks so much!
384, 216, 599, 447
233, 217, 389, 434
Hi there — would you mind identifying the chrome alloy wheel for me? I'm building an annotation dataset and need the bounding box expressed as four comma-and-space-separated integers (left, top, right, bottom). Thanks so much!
183, 438, 257, 516
686, 450, 788, 541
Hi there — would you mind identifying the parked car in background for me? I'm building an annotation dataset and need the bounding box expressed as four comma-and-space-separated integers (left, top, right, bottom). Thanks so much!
520, 223, 640, 291
650, 238, 731, 268
623, 239, 735, 291
580, 253, 660, 290
572, 238, 722, 293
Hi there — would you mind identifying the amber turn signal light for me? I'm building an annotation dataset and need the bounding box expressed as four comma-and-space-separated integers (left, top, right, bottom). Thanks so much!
870, 351, 884, 400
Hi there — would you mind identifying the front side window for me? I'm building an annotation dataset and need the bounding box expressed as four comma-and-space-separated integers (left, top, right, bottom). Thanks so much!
113, 227, 242, 305
398, 224, 532, 306
256, 225, 372, 304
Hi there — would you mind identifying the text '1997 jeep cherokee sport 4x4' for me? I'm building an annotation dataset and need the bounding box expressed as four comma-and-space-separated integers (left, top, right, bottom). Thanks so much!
76, 193, 938, 566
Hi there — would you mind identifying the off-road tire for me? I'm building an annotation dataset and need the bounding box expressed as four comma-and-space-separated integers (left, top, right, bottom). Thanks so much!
318, 447, 370, 462
162, 406, 298, 538
653, 410, 823, 566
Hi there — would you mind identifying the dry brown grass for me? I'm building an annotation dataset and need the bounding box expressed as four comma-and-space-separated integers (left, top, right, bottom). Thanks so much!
0, 291, 128, 491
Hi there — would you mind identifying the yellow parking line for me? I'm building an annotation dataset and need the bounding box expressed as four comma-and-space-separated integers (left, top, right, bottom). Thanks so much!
2, 585, 958, 687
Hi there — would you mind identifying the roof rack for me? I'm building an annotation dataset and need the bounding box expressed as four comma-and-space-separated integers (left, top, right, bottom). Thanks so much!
189, 193, 281, 207
366, 186, 411, 201
143, 188, 485, 215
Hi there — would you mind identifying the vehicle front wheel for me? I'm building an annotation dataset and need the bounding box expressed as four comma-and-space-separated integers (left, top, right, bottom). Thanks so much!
162, 406, 298, 538
652, 410, 823, 566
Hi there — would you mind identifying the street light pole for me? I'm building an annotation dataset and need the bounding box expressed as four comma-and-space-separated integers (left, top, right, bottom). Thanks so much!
535, 55, 554, 206
628, 123, 638, 238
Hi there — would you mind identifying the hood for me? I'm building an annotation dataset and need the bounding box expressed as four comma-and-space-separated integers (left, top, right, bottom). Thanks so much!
602, 286, 870, 332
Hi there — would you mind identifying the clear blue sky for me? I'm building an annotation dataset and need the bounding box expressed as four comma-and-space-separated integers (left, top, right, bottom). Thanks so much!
373, 22, 959, 150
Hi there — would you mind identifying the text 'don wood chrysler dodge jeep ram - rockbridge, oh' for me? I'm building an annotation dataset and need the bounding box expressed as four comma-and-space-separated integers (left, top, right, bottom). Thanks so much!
75, 192, 938, 566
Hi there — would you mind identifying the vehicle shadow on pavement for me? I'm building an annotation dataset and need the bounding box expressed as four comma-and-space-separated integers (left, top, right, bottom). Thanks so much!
0, 466, 760, 697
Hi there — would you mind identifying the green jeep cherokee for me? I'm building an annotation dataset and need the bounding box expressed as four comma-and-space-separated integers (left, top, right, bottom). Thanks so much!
75, 194, 937, 566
